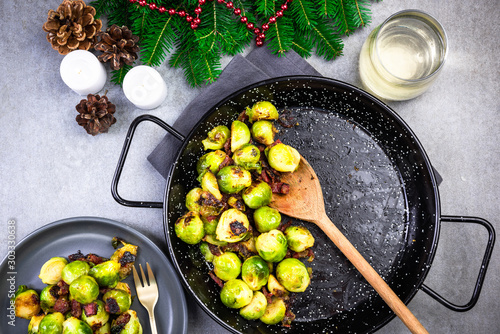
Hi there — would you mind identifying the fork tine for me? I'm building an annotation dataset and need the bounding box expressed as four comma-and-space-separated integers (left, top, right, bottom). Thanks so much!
146, 263, 157, 286
132, 265, 142, 287
139, 263, 148, 285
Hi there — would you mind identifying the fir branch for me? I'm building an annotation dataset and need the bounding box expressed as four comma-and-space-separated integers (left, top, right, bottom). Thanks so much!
290, 0, 318, 30
111, 64, 133, 85
140, 10, 177, 66
254, 0, 277, 18
291, 32, 314, 58
266, 17, 294, 56
310, 20, 343, 60
349, 0, 372, 28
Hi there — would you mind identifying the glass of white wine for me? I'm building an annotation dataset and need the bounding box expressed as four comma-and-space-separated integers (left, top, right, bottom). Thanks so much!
359, 10, 448, 101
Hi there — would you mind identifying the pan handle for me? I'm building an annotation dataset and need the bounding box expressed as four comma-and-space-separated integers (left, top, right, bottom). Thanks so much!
421, 215, 495, 312
111, 114, 184, 208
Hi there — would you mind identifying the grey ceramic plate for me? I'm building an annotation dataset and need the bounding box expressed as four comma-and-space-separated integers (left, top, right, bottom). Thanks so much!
0, 216, 187, 334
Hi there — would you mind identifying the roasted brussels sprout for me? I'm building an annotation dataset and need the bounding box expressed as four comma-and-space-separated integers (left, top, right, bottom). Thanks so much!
245, 101, 279, 123
199, 191, 225, 218
38, 257, 68, 284
242, 181, 272, 209
13, 285, 40, 319
38, 312, 64, 334
241, 256, 270, 291
81, 300, 109, 331
185, 187, 203, 213
284, 226, 315, 253
103, 288, 132, 315
227, 195, 246, 211
255, 229, 288, 263
94, 322, 111, 334
62, 317, 93, 334
203, 234, 227, 246
40, 284, 59, 313
28, 313, 45, 333
69, 275, 99, 304
196, 150, 227, 175
215, 208, 250, 243
251, 120, 277, 146
202, 125, 230, 150
217, 165, 252, 194
199, 242, 214, 262
200, 170, 223, 201
253, 206, 281, 233
230, 120, 251, 152
89, 260, 121, 288
276, 258, 311, 292
220, 279, 253, 309
110, 238, 138, 280
213, 252, 242, 281
61, 260, 90, 285
201, 215, 218, 236
175, 211, 205, 245
110, 310, 142, 334
239, 291, 267, 320
267, 274, 288, 297
265, 143, 300, 172
259, 296, 286, 325
232, 144, 261, 172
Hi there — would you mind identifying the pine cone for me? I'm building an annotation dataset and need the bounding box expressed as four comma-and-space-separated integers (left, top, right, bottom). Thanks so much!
75, 94, 116, 135
42, 0, 102, 55
95, 25, 140, 70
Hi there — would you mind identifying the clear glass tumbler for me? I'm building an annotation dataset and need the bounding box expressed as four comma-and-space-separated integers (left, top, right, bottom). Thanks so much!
359, 10, 448, 101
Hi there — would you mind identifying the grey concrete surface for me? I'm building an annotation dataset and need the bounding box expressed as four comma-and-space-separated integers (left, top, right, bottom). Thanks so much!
1, 1, 499, 333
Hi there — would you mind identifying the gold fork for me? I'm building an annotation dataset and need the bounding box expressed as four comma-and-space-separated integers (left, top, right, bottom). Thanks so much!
132, 263, 158, 334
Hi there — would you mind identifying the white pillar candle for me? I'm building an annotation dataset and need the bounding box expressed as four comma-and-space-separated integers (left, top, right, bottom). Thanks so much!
60, 50, 107, 95
123, 65, 168, 110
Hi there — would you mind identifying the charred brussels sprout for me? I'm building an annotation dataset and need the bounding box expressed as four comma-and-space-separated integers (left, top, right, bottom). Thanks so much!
213, 252, 242, 281
94, 322, 111, 334
255, 230, 288, 263
200, 170, 223, 201
220, 279, 253, 309
38, 257, 68, 284
253, 206, 281, 233
110, 310, 142, 334
267, 274, 288, 297
230, 120, 251, 152
103, 288, 132, 315
215, 209, 250, 243
259, 296, 286, 325
110, 238, 139, 280
89, 260, 121, 288
38, 312, 64, 334
61, 260, 90, 285
196, 150, 227, 175
242, 181, 272, 209
239, 291, 267, 320
175, 211, 205, 245
81, 300, 109, 331
202, 125, 230, 150
265, 143, 300, 172
40, 284, 59, 313
62, 317, 93, 334
232, 144, 261, 172
241, 256, 270, 291
276, 258, 311, 293
199, 191, 225, 218
28, 313, 45, 333
245, 101, 279, 123
14, 285, 40, 319
69, 275, 99, 304
284, 226, 315, 253
185, 187, 203, 213
217, 166, 252, 194
251, 120, 277, 146
199, 242, 214, 262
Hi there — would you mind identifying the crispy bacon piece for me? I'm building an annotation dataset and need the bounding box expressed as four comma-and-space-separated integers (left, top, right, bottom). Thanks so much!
111, 312, 131, 333
118, 251, 136, 266
271, 182, 290, 194
71, 299, 82, 318
68, 250, 85, 262
230, 221, 248, 236
278, 219, 293, 232
86, 253, 106, 265
207, 243, 223, 257
209, 271, 224, 288
83, 302, 98, 317
57, 280, 69, 296
224, 137, 232, 155
53, 297, 70, 314
218, 155, 234, 171
278, 109, 297, 128
105, 297, 120, 314
262, 287, 273, 304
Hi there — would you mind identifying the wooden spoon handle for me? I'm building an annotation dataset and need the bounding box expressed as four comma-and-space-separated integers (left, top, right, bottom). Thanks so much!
316, 214, 428, 334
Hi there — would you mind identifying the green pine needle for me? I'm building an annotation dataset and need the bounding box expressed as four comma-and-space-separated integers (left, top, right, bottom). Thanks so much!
266, 17, 294, 56
111, 64, 133, 85
310, 20, 344, 60
290, 0, 318, 30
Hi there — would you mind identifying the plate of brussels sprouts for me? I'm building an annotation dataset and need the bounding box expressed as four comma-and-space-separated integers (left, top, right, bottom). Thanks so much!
0, 216, 187, 334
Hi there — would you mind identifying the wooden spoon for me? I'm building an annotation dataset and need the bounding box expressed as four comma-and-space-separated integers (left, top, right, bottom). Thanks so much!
270, 156, 429, 334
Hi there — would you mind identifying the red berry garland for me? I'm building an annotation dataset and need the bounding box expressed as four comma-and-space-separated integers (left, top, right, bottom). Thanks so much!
128, 0, 293, 46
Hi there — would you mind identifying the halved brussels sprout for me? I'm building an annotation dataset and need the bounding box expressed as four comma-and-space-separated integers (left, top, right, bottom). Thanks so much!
239, 291, 267, 320
110, 310, 142, 334
267, 274, 288, 297
28, 313, 45, 333
196, 150, 227, 175
265, 143, 300, 172
213, 252, 242, 281
232, 144, 261, 172
199, 191, 225, 218
203, 234, 227, 246
175, 211, 205, 245
62, 317, 93, 334
199, 242, 215, 262
61, 260, 90, 285
13, 285, 40, 319
259, 296, 286, 325
276, 258, 311, 293
242, 181, 272, 209
40, 284, 59, 313
241, 256, 269, 291
230, 120, 251, 152
81, 300, 109, 331
217, 166, 252, 194
251, 120, 277, 146
38, 257, 68, 284
215, 209, 250, 243
202, 125, 230, 150
200, 170, 223, 201
245, 101, 279, 123
284, 226, 315, 253
94, 322, 111, 334
220, 279, 253, 309
89, 260, 121, 288
38, 312, 64, 334
110, 238, 139, 280
253, 206, 281, 233
103, 288, 132, 315
185, 187, 203, 213
69, 275, 99, 304
255, 229, 288, 263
